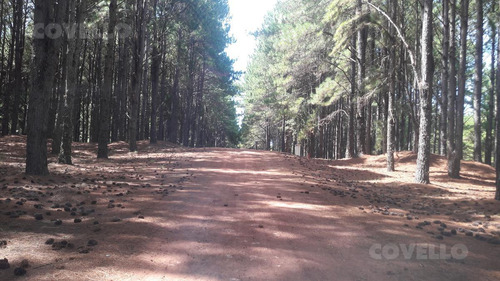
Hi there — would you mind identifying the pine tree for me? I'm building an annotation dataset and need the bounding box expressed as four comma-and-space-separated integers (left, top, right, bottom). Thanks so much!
98, 0, 118, 158
415, 0, 434, 184
473, 0, 484, 163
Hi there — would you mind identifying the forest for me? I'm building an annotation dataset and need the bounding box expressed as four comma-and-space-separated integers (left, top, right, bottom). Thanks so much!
0, 0, 239, 173
0, 0, 498, 196
0, 0, 499, 280
0, 0, 499, 196
241, 0, 500, 199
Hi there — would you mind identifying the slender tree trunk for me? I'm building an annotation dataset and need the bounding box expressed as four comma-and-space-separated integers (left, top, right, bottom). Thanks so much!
10, 0, 25, 135
364, 9, 373, 157
82, 88, 89, 141
456, 0, 469, 169
386, 0, 397, 172
281, 116, 286, 153
433, 108, 439, 154
365, 100, 372, 155
111, 41, 120, 143
440, 0, 449, 156
415, 0, 434, 184
52, 43, 67, 155
73, 37, 87, 142
167, 28, 182, 144
90, 36, 102, 143
412, 102, 419, 153
149, 0, 159, 144
485, 7, 496, 166
495, 13, 500, 200
473, 0, 483, 162
158, 41, 167, 141
0, 0, 5, 136
2, 0, 16, 137
448, 0, 460, 178
356, 0, 367, 156
266, 119, 271, 150
59, 0, 83, 164
97, 0, 117, 158
412, 3, 420, 155
129, 0, 147, 152
117, 37, 127, 141
182, 38, 196, 147
140, 41, 149, 140
149, 57, 159, 144
346, 33, 356, 159
386, 71, 395, 171
318, 111, 323, 158
378, 91, 386, 154
194, 57, 206, 147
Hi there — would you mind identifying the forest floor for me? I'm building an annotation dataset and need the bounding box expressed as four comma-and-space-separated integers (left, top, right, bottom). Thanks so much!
0, 135, 499, 281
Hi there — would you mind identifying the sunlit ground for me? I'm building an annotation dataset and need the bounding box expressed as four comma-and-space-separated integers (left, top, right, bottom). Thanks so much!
0, 136, 498, 280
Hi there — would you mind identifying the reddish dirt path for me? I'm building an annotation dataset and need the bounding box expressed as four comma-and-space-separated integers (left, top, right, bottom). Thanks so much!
136, 149, 499, 281
0, 137, 499, 280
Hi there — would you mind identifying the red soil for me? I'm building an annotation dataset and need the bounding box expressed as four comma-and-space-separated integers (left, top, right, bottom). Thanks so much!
0, 136, 498, 280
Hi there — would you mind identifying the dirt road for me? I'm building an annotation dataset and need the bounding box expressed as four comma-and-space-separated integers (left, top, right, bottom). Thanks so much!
0, 139, 499, 280
101, 148, 499, 281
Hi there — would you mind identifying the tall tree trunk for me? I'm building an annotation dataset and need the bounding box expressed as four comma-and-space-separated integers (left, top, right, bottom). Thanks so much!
26, 0, 61, 175
110, 41, 120, 143
90, 36, 102, 143
415, 0, 434, 184
149, 61, 159, 144
346, 34, 356, 159
149, 0, 159, 144
194, 57, 206, 147
485, 5, 496, 166
0, 0, 5, 136
473, 0, 483, 162
129, 0, 147, 152
10, 0, 25, 135
456, 0, 469, 169
140, 42, 149, 140
183, 38, 196, 147
97, 0, 117, 158
356, 0, 367, 156
59, 0, 82, 164
52, 45, 68, 155
73, 37, 87, 142
440, 0, 449, 156
158, 40, 167, 141
167, 28, 182, 144
2, 0, 16, 136
364, 24, 372, 156
116, 37, 128, 141
448, 0, 460, 178
412, 3, 420, 154
495, 13, 500, 200
386, 0, 397, 172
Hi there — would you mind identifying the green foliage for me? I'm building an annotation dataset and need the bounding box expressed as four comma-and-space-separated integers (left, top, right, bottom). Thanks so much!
241, 0, 335, 147
241, 0, 498, 169
312, 78, 344, 106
